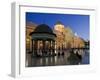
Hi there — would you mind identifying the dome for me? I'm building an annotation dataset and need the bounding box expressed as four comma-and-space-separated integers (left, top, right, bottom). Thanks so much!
30, 24, 56, 36
34, 24, 53, 33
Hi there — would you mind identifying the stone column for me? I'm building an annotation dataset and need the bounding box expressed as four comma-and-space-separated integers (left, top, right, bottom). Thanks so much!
34, 40, 38, 56
36, 40, 39, 55
50, 40, 53, 55
42, 40, 45, 56
30, 39, 32, 52
54, 42, 57, 54
52, 41, 55, 55
48, 40, 50, 56
32, 40, 35, 56
31, 39, 33, 55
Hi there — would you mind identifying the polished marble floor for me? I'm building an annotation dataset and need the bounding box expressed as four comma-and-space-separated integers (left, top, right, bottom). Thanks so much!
25, 50, 89, 67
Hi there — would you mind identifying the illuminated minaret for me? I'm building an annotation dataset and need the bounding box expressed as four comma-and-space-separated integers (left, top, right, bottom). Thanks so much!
54, 21, 65, 52
54, 21, 65, 33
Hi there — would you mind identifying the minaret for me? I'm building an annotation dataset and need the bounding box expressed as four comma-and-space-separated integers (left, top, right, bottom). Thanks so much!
54, 21, 65, 52
54, 21, 65, 33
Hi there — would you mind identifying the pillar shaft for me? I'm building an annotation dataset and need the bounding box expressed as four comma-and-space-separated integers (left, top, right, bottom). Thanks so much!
31, 39, 33, 52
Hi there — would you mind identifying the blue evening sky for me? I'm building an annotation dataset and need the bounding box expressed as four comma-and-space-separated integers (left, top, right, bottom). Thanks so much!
26, 12, 89, 40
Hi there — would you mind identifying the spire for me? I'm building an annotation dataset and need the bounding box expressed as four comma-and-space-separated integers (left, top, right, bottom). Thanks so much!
56, 21, 63, 25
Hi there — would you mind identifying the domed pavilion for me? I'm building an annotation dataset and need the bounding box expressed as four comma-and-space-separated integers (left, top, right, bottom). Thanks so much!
30, 24, 56, 57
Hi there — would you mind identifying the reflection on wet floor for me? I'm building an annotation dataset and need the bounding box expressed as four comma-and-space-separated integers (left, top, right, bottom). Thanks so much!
26, 50, 89, 67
